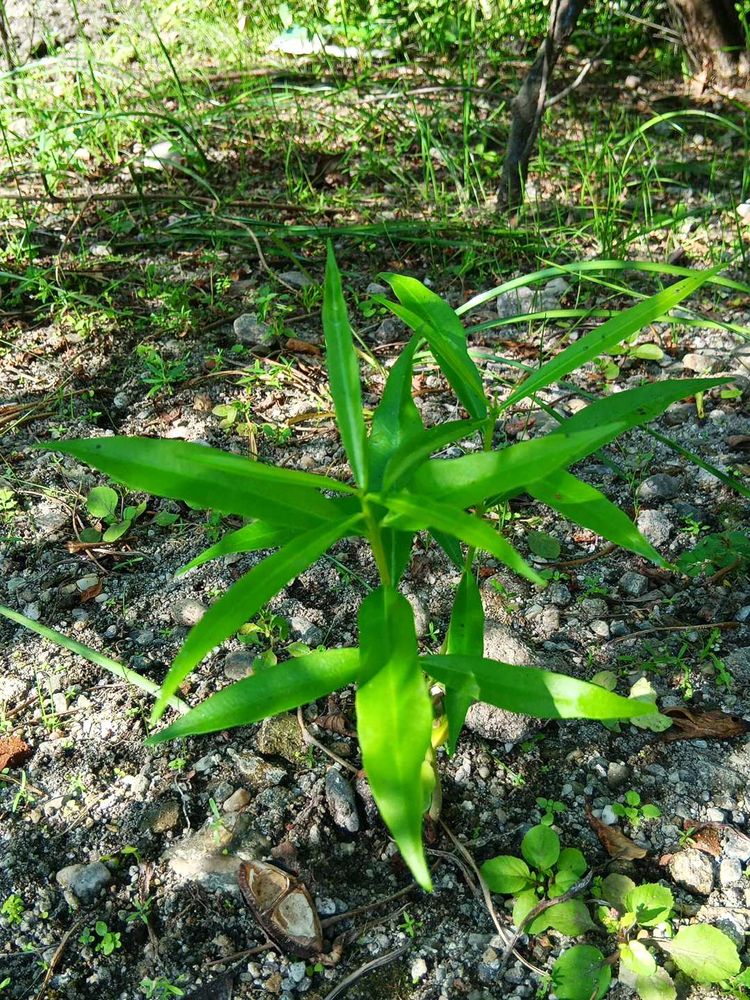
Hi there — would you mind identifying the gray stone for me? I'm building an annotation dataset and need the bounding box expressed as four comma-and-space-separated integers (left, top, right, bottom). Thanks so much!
257, 714, 304, 763
325, 768, 359, 833
170, 598, 208, 627
664, 402, 692, 427
719, 858, 743, 886
289, 962, 307, 983
277, 270, 312, 288
223, 788, 251, 813
227, 749, 286, 789
547, 583, 572, 607
142, 798, 182, 834
163, 814, 269, 889
373, 317, 401, 345
289, 614, 323, 647
366, 282, 388, 296
618, 572, 649, 597
636, 509, 672, 547
607, 762, 630, 790
223, 649, 256, 681
599, 804, 618, 826
76, 574, 99, 591
637, 474, 680, 504
233, 313, 275, 347
669, 849, 715, 895
580, 598, 608, 621
724, 647, 750, 682
591, 620, 610, 639
723, 829, 750, 862
56, 862, 112, 904
681, 352, 715, 373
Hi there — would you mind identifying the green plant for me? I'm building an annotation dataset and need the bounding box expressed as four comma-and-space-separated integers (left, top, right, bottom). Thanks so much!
1, 894, 24, 925
398, 909, 423, 938
82, 485, 147, 543
34, 251, 730, 889
127, 895, 154, 926
79, 921, 122, 956
140, 977, 186, 999
136, 344, 189, 397
676, 530, 750, 578
610, 789, 661, 829
537, 797, 566, 826
208, 797, 226, 843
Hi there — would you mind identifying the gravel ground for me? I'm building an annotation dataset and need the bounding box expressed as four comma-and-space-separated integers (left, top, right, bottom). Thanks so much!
1, 255, 750, 1000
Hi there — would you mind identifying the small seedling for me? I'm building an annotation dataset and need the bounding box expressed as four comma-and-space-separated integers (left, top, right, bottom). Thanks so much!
1, 894, 24, 925
611, 789, 661, 829
140, 977, 186, 999
127, 895, 154, 926
82, 485, 147, 543
208, 798, 226, 843
136, 344, 189, 397
398, 909, 423, 938
676, 530, 750, 579
79, 921, 122, 955
536, 797, 566, 826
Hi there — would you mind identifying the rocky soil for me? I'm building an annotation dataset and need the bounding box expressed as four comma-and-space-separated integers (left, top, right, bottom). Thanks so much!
1, 251, 749, 1000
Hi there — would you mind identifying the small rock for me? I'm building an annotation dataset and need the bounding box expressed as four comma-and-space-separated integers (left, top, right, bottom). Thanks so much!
257, 715, 304, 763
600, 805, 618, 826
624, 74, 641, 89
76, 574, 99, 591
142, 798, 183, 834
681, 352, 715, 373
289, 614, 323, 647
405, 591, 430, 638
373, 317, 401, 345
289, 962, 307, 983
607, 762, 629, 790
233, 313, 275, 348
170, 598, 208, 627
366, 282, 388, 296
411, 958, 428, 980
223, 788, 251, 813
223, 649, 256, 680
227, 749, 286, 788
669, 849, 715, 895
580, 598, 608, 621
719, 857, 743, 886
590, 620, 610, 639
278, 270, 312, 288
636, 509, 672, 547
664, 402, 692, 427
23, 603, 40, 621
637, 474, 680, 504
547, 583, 572, 607
618, 571, 648, 597
325, 768, 359, 833
56, 862, 112, 904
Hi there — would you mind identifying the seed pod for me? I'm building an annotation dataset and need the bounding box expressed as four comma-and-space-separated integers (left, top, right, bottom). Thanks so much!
238, 860, 323, 958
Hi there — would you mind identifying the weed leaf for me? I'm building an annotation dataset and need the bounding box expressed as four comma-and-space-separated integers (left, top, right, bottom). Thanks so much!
552, 944, 611, 1000
444, 570, 484, 755
656, 925, 741, 983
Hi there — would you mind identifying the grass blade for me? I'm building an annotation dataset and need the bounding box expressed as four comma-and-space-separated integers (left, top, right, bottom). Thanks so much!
176, 521, 293, 576
146, 648, 360, 743
424, 655, 656, 720
368, 335, 423, 489
49, 437, 353, 526
323, 243, 368, 487
0, 605, 189, 714
152, 514, 361, 721
383, 418, 483, 490
500, 272, 714, 411
357, 586, 433, 890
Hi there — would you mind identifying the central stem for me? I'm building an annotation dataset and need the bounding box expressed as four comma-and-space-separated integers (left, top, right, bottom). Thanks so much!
362, 498, 392, 587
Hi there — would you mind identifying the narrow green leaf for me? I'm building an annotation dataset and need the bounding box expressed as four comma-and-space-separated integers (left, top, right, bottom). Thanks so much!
657, 925, 741, 983
176, 521, 294, 576
382, 492, 545, 586
480, 855, 533, 895
408, 424, 627, 510
528, 470, 664, 564
552, 945, 611, 1000
501, 271, 713, 410
0, 605, 188, 714
146, 648, 360, 743
49, 437, 352, 526
378, 274, 487, 418
444, 570, 484, 755
522, 825, 560, 870
368, 335, 423, 489
356, 586, 433, 890
430, 529, 464, 568
323, 243, 368, 487
423, 654, 656, 720
381, 527, 415, 585
152, 515, 361, 721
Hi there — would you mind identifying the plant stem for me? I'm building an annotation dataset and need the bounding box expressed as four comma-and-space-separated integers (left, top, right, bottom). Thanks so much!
362, 498, 392, 587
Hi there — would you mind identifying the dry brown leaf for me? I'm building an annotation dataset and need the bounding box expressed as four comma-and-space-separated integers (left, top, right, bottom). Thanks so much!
80, 580, 103, 603
660, 706, 749, 742
687, 823, 722, 858
0, 735, 32, 771
585, 805, 648, 860
285, 338, 321, 355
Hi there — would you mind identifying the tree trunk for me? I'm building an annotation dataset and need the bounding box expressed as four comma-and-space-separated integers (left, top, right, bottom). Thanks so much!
667, 0, 750, 84
497, 0, 587, 213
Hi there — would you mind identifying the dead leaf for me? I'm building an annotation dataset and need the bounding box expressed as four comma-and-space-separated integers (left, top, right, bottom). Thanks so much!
688, 823, 722, 858
585, 805, 648, 860
285, 338, 321, 356
80, 580, 103, 603
0, 735, 32, 771
660, 706, 749, 742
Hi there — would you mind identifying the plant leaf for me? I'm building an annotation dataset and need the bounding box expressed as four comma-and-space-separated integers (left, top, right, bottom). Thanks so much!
381, 527, 415, 585
630, 966, 676, 1000
368, 335, 423, 489
500, 271, 714, 410
522, 825, 560, 870
552, 945, 611, 1000
422, 654, 655, 721
152, 515, 361, 721
599, 873, 636, 913
443, 570, 484, 754
323, 243, 368, 487
430, 529, 464, 568
176, 521, 294, 575
624, 884, 674, 927
49, 437, 353, 526
86, 485, 118, 519
382, 492, 545, 585
656, 925, 741, 983
383, 418, 484, 491
356, 586, 433, 890
377, 274, 487, 418
620, 941, 657, 977
480, 855, 533, 895
408, 423, 628, 510
145, 648, 360, 743
528, 470, 664, 564
530, 899, 596, 936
